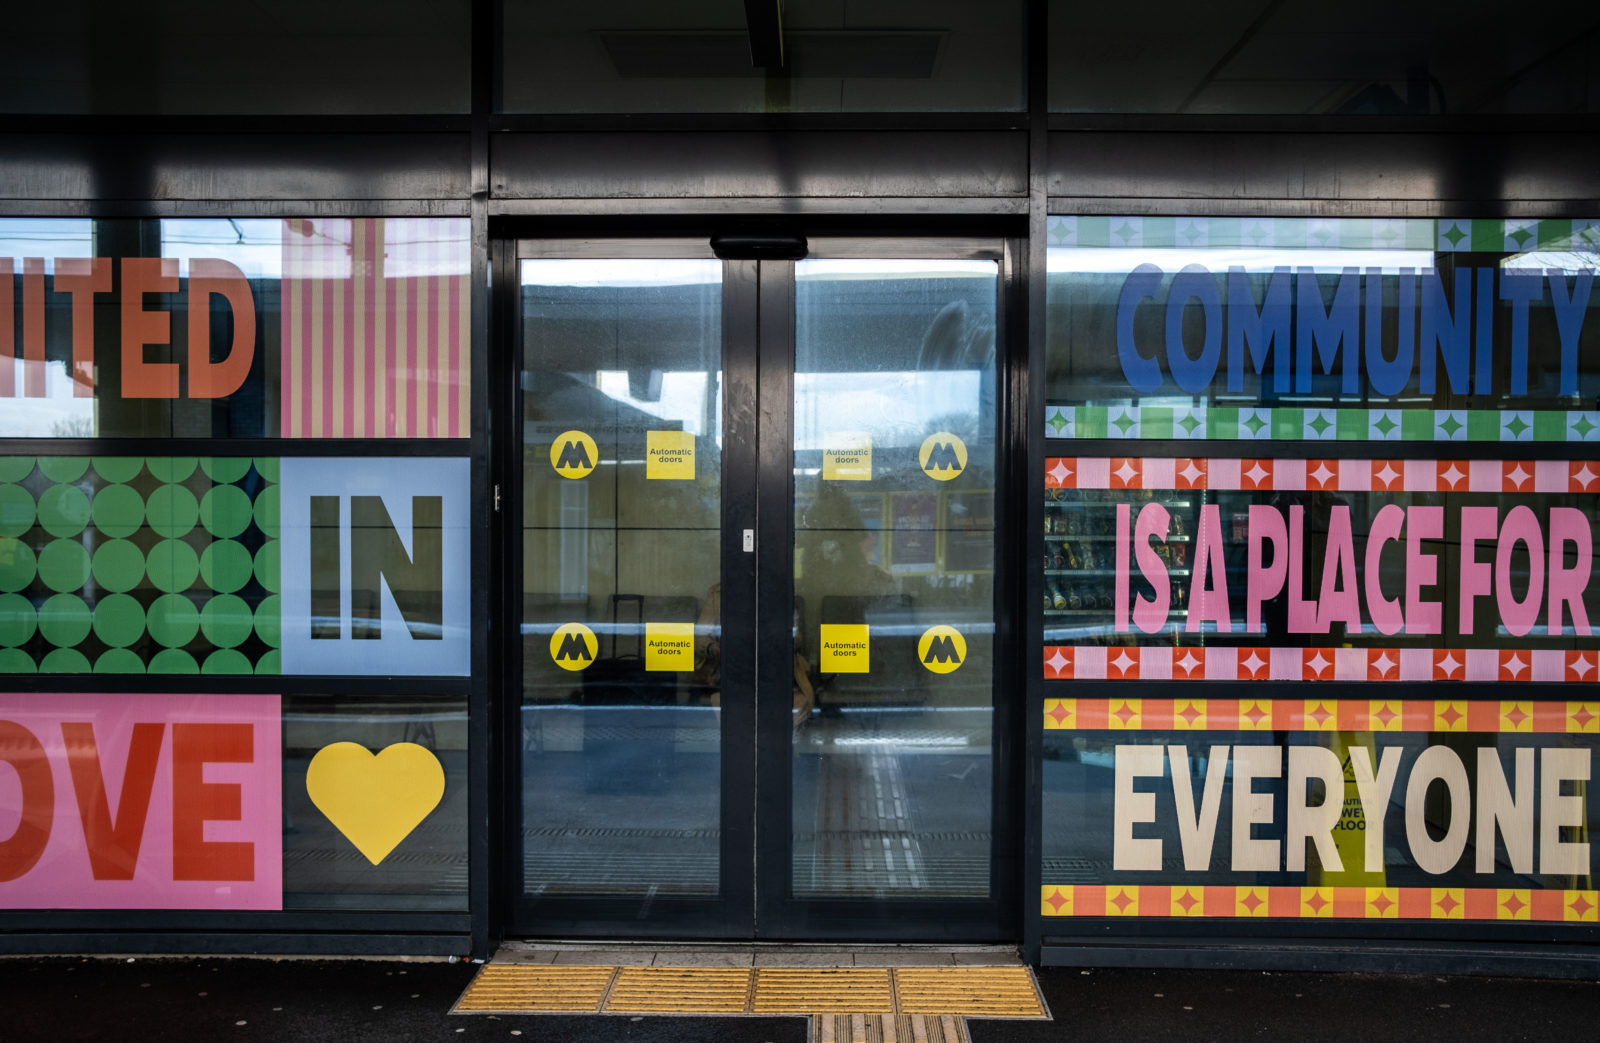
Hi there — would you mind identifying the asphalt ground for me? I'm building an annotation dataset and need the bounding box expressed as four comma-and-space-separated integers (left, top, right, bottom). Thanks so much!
3, 955, 1598, 1042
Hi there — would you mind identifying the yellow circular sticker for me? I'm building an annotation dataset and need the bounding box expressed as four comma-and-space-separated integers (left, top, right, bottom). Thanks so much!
917, 625, 966, 673
550, 430, 599, 479
919, 432, 968, 481
549, 622, 598, 671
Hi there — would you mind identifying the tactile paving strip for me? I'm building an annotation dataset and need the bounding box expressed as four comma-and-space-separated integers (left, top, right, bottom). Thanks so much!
895, 967, 1045, 1017
452, 963, 1047, 1021
452, 965, 614, 1012
751, 968, 895, 1014
605, 966, 754, 1013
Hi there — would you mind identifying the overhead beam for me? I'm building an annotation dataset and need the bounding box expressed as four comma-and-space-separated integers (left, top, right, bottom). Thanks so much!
744, 0, 785, 68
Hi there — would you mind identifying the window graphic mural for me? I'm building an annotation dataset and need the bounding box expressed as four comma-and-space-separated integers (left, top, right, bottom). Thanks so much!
1042, 217, 1599, 926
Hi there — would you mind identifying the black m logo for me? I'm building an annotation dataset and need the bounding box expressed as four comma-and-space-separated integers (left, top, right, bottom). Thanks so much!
554, 632, 593, 662
555, 440, 592, 470
924, 442, 962, 471
923, 635, 962, 665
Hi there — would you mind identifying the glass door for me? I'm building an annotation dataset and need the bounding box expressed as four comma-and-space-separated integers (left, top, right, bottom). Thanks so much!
508, 238, 1013, 940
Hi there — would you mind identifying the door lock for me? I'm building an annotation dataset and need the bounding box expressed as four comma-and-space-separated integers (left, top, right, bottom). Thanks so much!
742, 528, 754, 552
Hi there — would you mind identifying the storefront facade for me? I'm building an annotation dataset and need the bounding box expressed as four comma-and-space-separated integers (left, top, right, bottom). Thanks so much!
1, 2, 1596, 973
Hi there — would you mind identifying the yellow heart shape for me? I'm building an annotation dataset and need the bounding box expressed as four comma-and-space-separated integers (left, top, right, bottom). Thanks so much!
306, 742, 445, 866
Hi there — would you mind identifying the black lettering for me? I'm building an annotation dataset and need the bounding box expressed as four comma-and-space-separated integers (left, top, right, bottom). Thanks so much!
923, 635, 962, 665
555, 440, 591, 470
350, 495, 443, 640
554, 632, 592, 662
924, 442, 962, 472
309, 496, 341, 639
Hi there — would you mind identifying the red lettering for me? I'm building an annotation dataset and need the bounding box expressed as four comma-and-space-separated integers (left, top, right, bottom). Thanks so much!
54, 257, 112, 398
62, 721, 164, 881
0, 720, 54, 882
23, 257, 45, 397
171, 723, 255, 882
186, 258, 257, 398
0, 258, 12, 396
120, 257, 181, 398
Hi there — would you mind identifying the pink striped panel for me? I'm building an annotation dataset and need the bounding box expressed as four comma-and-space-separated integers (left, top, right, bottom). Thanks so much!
280, 217, 470, 438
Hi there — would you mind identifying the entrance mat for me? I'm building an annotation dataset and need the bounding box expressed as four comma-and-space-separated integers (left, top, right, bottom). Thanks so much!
452, 964, 1048, 1029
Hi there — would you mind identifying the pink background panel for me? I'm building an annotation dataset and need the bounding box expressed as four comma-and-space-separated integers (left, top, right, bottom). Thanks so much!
0, 694, 281, 910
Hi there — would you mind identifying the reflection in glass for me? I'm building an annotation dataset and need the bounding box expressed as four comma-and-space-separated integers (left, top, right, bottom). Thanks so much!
791, 258, 997, 898
0, 455, 278, 675
1, 218, 471, 439
283, 694, 469, 911
520, 259, 723, 896
1044, 216, 1600, 423
1043, 725, 1599, 894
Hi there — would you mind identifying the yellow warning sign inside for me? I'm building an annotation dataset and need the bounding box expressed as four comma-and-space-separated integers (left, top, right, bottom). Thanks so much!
645, 622, 696, 671
819, 623, 871, 673
646, 430, 696, 480
550, 430, 599, 479
918, 625, 966, 673
549, 623, 598, 671
822, 434, 873, 481
919, 432, 968, 481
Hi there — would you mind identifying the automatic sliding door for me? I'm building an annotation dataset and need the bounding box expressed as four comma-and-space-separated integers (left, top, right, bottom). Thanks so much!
517, 253, 730, 915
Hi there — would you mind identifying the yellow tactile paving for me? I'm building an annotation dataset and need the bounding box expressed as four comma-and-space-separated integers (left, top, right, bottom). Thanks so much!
894, 967, 1045, 1017
452, 964, 615, 1012
752, 967, 896, 1014
604, 966, 754, 1013
452, 959, 1050, 1026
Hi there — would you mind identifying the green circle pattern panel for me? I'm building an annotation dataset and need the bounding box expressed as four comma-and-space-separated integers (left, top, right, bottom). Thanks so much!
0, 457, 281, 673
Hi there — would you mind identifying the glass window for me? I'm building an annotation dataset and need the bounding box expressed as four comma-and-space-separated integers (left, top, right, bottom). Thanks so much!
1049, 1, 1600, 114
518, 258, 724, 896
1, 218, 470, 439
791, 258, 998, 898
1045, 217, 1600, 439
502, 0, 1024, 113
1, 4, 469, 115
285, 694, 469, 911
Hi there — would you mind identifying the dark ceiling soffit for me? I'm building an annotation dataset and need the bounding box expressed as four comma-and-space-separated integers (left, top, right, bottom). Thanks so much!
1046, 112, 1600, 134
744, 0, 785, 68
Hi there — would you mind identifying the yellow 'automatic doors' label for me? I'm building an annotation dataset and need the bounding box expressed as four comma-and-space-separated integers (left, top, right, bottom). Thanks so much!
646, 430, 696, 480
645, 622, 695, 671
822, 433, 873, 481
550, 430, 598, 479
918, 625, 966, 673
820, 623, 871, 673
549, 622, 598, 670
919, 432, 968, 481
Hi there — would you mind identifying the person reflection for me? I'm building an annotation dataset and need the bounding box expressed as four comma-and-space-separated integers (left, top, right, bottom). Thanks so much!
796, 484, 898, 718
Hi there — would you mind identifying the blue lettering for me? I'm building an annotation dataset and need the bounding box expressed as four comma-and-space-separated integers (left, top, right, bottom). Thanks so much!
1474, 268, 1495, 393
1549, 269, 1595, 397
1420, 267, 1472, 395
1165, 264, 1221, 393
1116, 263, 1164, 393
1295, 267, 1361, 395
1499, 270, 1543, 396
1365, 267, 1416, 397
1227, 266, 1291, 394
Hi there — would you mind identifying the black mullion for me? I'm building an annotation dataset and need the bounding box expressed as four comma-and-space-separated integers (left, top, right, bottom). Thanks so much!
719, 257, 762, 937
753, 259, 797, 937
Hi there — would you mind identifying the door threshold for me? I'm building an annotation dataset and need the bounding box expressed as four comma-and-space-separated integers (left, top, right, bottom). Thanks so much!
493, 939, 1023, 967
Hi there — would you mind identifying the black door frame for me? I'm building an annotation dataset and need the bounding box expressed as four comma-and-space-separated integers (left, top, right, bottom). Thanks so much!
495, 231, 1026, 942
